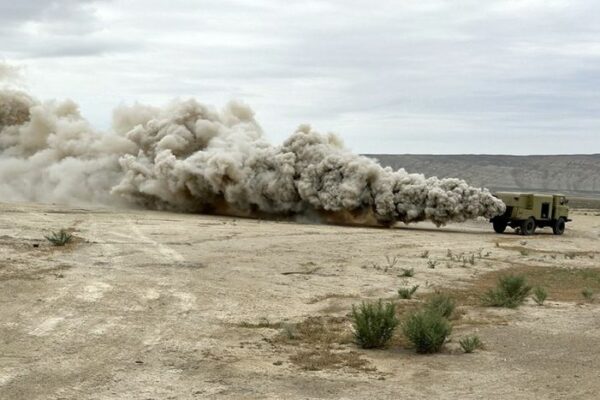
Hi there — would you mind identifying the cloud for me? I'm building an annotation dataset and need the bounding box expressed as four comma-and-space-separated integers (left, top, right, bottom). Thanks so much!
0, 0, 130, 58
0, 0, 100, 33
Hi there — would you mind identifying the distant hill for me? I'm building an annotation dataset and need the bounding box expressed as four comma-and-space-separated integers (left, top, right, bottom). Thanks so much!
365, 154, 600, 198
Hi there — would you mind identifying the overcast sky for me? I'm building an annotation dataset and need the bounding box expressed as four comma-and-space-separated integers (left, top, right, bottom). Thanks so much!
1, 0, 599, 154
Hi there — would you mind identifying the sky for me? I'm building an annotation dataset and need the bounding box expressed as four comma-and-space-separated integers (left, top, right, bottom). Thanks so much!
1, 0, 599, 154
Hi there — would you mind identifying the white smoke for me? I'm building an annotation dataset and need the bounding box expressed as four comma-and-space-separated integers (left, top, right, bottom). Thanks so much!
0, 70, 505, 226
0, 62, 21, 83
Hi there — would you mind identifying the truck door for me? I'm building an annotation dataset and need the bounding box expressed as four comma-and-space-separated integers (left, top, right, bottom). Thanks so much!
552, 196, 563, 219
541, 202, 550, 219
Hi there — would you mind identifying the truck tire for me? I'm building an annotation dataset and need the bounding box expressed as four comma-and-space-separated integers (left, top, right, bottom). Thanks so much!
552, 218, 566, 235
520, 217, 536, 235
493, 218, 508, 233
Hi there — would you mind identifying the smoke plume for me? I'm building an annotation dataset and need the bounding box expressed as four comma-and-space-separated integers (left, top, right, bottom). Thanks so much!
0, 76, 505, 226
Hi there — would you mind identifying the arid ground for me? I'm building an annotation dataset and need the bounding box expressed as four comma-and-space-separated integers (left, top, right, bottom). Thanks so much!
1, 202, 600, 399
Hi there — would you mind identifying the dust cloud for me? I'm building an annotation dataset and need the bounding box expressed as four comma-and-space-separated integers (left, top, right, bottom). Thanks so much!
0, 64, 504, 226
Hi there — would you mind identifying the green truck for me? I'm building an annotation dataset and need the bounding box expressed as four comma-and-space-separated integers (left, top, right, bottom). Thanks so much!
490, 192, 571, 235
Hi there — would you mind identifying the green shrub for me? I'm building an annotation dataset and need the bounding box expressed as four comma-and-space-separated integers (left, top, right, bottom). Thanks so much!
482, 274, 531, 308
351, 300, 398, 349
582, 288, 594, 301
45, 229, 73, 246
398, 285, 419, 299
400, 268, 414, 277
459, 335, 482, 353
403, 309, 451, 354
425, 293, 455, 318
532, 286, 547, 305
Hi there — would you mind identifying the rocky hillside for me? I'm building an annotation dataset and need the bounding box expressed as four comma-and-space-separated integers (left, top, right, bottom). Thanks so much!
366, 154, 600, 197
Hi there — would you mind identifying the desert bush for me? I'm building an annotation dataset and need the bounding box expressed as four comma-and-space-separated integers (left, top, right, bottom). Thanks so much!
482, 274, 531, 308
459, 335, 482, 353
403, 309, 451, 353
425, 293, 455, 318
398, 285, 419, 299
400, 268, 414, 277
45, 229, 72, 246
532, 286, 547, 305
427, 260, 438, 269
582, 288, 594, 301
420, 250, 430, 258
351, 300, 398, 349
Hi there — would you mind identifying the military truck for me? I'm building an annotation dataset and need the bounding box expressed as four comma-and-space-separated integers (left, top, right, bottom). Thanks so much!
490, 192, 571, 235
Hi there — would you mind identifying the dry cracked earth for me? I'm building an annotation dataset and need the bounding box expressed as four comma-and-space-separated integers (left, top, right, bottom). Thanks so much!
1, 202, 600, 399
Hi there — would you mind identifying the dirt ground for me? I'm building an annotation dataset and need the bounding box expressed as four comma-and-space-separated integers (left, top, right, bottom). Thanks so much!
1, 202, 600, 399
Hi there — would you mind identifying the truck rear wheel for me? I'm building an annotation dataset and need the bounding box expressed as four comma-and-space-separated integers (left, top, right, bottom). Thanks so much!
552, 218, 566, 235
493, 218, 508, 233
520, 217, 536, 235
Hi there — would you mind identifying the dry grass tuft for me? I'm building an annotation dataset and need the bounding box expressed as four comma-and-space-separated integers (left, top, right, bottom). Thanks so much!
306, 293, 358, 304
290, 349, 374, 371
273, 316, 374, 372
273, 316, 353, 346
237, 318, 282, 329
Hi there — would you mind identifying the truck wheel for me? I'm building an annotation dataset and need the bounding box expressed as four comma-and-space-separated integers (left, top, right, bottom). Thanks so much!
552, 218, 566, 235
520, 217, 536, 235
493, 218, 508, 233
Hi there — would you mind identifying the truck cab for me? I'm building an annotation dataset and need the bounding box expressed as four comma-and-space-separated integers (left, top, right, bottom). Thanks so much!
490, 192, 570, 235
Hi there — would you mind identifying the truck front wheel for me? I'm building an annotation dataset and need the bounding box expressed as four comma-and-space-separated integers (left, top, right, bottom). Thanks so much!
552, 218, 566, 235
493, 218, 508, 233
520, 217, 536, 235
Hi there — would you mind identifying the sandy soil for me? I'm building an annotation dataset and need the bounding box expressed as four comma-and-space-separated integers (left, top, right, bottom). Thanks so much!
1, 202, 600, 399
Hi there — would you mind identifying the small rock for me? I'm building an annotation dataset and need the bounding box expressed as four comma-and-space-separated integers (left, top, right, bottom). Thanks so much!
273, 361, 283, 366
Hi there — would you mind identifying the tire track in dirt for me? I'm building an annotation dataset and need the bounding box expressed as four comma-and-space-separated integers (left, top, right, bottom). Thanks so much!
125, 218, 185, 263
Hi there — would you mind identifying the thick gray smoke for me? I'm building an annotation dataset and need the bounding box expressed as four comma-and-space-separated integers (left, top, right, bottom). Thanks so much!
0, 76, 505, 226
